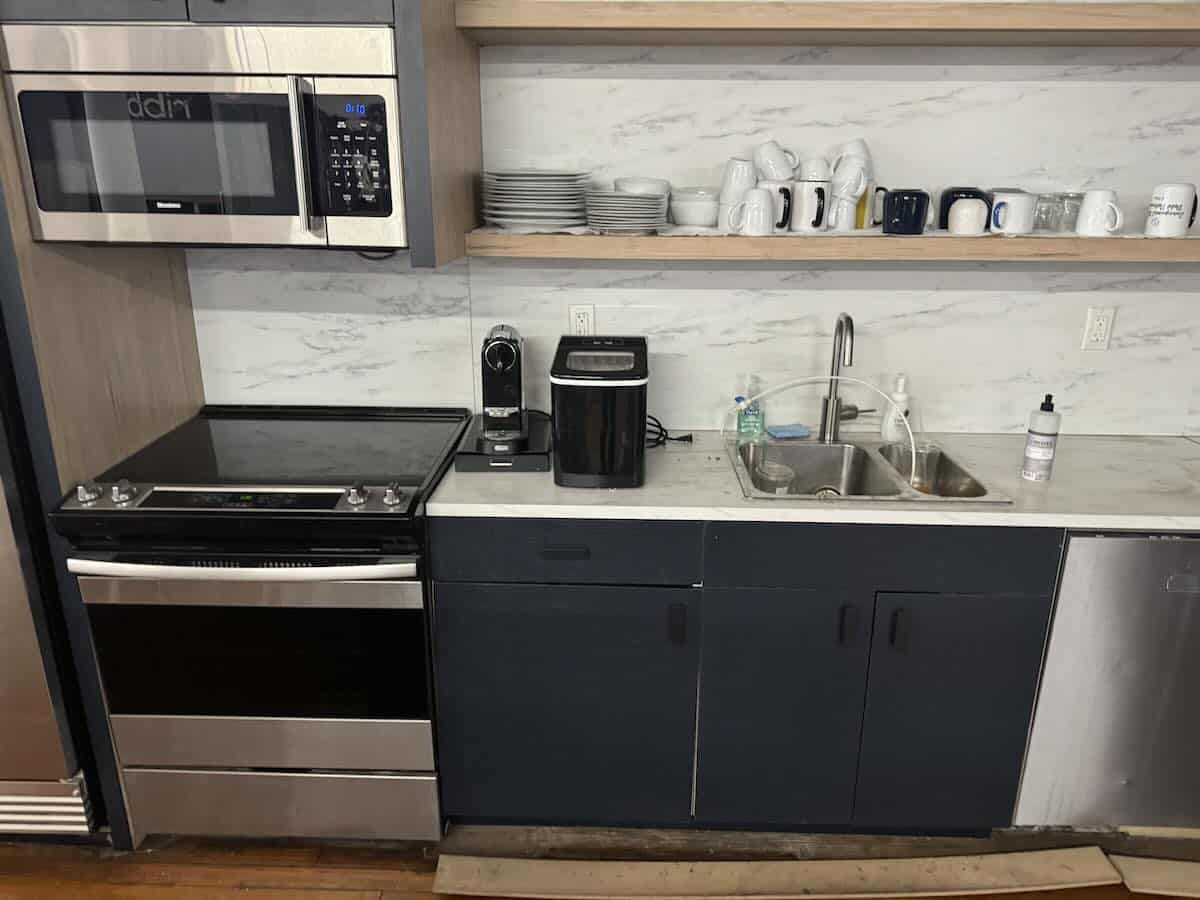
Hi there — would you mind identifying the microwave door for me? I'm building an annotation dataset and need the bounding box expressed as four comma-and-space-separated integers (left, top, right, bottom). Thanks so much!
6, 73, 326, 246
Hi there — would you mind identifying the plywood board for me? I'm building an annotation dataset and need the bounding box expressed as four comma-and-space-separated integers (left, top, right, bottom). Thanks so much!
1110, 855, 1200, 898
435, 846, 1121, 899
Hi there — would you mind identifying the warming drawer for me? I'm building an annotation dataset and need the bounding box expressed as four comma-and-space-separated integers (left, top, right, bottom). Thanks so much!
123, 769, 441, 841
112, 715, 434, 772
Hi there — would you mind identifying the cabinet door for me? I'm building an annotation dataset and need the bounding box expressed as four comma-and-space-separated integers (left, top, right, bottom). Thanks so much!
854, 592, 1051, 830
433, 582, 699, 825
0, 0, 186, 19
188, 0, 393, 23
696, 588, 870, 827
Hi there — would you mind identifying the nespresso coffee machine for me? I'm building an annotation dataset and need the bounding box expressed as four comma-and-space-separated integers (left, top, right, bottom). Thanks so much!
481, 324, 526, 448
455, 324, 551, 471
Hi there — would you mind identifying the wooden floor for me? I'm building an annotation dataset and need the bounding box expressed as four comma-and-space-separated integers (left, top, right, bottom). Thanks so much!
0, 835, 1176, 900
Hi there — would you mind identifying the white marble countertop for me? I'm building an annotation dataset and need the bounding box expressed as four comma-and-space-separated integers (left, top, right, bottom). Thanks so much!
429, 432, 1200, 530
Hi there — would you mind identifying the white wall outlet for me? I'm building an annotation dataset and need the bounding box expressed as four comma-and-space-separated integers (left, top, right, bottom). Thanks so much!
569, 304, 595, 336
1082, 306, 1116, 350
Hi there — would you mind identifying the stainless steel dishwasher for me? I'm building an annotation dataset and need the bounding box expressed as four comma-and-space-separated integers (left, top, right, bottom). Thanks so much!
1016, 533, 1200, 827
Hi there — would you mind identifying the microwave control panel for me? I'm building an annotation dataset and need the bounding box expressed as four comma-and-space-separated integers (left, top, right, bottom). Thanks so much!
310, 95, 392, 218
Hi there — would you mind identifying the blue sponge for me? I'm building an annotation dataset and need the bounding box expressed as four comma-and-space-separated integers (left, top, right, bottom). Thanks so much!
766, 424, 812, 440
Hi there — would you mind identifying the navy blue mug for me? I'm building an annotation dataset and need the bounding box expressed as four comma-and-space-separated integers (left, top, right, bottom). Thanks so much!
938, 187, 991, 230
882, 189, 931, 235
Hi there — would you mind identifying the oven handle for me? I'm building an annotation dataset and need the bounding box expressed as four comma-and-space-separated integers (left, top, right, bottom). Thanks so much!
287, 74, 320, 237
67, 559, 417, 582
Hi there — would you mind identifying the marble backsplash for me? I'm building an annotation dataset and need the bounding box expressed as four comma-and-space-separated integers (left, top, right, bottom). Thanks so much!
189, 43, 1200, 436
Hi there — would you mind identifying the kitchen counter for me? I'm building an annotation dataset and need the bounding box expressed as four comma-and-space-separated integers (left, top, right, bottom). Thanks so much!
428, 432, 1200, 530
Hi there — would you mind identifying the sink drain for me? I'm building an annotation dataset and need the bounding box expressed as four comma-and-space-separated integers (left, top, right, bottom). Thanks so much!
814, 486, 842, 500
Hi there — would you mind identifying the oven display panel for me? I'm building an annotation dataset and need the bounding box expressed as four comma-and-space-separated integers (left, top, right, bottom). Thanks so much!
141, 490, 343, 510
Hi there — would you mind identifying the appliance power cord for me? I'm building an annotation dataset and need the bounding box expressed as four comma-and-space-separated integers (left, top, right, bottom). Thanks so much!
646, 415, 693, 449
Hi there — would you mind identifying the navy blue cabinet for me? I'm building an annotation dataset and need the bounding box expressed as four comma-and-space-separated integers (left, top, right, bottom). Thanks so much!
433, 582, 700, 826
695, 587, 871, 827
852, 591, 1052, 830
0, 0, 186, 19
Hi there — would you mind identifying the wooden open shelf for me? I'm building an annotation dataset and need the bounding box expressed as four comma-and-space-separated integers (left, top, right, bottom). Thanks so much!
466, 229, 1200, 262
457, 1, 1200, 46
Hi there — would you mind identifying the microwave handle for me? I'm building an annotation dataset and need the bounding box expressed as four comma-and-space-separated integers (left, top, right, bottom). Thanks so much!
287, 75, 318, 234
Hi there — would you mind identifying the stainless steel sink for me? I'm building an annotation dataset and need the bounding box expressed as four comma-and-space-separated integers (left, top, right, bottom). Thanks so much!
730, 438, 1011, 503
877, 443, 990, 499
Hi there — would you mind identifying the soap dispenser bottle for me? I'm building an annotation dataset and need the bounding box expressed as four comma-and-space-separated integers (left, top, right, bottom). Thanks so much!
1021, 394, 1061, 482
880, 374, 911, 443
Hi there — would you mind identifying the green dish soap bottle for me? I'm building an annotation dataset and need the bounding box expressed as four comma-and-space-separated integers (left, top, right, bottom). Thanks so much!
736, 376, 766, 445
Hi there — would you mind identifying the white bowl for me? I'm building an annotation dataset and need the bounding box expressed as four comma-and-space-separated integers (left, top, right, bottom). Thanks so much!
671, 188, 720, 227
614, 176, 671, 196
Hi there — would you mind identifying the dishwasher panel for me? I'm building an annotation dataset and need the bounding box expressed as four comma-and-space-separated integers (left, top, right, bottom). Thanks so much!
1016, 534, 1200, 827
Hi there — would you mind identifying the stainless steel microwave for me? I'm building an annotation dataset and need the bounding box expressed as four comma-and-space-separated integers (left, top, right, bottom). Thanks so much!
0, 24, 406, 248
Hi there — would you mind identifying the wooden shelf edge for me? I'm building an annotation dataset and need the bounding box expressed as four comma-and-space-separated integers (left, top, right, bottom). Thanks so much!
465, 230, 1200, 263
458, 1, 1200, 44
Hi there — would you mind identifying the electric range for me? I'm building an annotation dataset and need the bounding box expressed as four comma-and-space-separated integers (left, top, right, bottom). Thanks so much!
50, 405, 469, 847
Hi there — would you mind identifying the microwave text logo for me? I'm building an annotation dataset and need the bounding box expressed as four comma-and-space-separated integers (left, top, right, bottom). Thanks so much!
126, 92, 194, 121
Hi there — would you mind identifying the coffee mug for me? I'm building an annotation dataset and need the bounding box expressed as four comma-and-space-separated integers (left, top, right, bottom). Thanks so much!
753, 141, 799, 182
1076, 190, 1124, 237
1145, 182, 1198, 237
831, 138, 872, 172
758, 180, 794, 232
948, 198, 989, 235
827, 196, 858, 232
858, 184, 888, 229
719, 157, 758, 206
938, 187, 990, 230
730, 188, 776, 236
798, 157, 831, 181
791, 179, 828, 233
991, 191, 1038, 235
882, 189, 931, 235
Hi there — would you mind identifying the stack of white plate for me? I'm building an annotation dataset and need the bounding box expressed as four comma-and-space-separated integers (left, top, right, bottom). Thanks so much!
586, 190, 669, 234
483, 170, 589, 229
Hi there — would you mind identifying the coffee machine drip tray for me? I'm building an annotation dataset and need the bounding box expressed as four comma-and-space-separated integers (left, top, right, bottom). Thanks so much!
454, 411, 552, 473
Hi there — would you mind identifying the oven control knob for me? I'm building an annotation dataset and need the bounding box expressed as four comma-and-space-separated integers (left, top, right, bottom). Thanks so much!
382, 482, 405, 507
345, 483, 369, 506
111, 479, 136, 504
75, 481, 102, 504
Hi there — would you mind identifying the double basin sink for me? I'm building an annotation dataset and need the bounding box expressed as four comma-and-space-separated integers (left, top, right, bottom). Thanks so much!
731, 439, 1012, 503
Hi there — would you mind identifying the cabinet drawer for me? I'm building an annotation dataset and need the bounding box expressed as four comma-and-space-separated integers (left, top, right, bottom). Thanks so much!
706, 523, 1063, 595
0, 0, 187, 19
124, 769, 440, 841
188, 0, 393, 23
430, 518, 703, 586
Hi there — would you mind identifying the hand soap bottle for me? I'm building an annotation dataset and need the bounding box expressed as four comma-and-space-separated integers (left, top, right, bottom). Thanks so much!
880, 374, 911, 443
1021, 394, 1061, 482
735, 375, 766, 445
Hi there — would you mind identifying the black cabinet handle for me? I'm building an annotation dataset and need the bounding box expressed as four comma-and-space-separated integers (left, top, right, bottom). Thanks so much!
541, 544, 591, 561
668, 603, 688, 647
837, 604, 860, 645
888, 608, 909, 651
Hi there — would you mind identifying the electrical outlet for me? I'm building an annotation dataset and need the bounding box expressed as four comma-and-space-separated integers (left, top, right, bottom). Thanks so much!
1082, 306, 1116, 350
569, 304, 595, 336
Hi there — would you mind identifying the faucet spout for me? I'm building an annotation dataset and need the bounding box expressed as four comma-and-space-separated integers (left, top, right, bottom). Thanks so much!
819, 313, 855, 443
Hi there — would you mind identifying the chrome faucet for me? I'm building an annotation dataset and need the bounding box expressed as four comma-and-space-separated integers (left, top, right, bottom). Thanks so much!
818, 313, 854, 443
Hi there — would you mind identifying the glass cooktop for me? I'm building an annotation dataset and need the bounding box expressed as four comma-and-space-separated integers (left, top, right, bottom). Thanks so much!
98, 406, 469, 489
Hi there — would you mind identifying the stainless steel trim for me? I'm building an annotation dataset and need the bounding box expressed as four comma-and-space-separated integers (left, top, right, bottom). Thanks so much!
287, 74, 321, 240
689, 661, 702, 818
0, 777, 91, 834
123, 768, 440, 841
316, 76, 407, 249
0, 24, 396, 76
4, 72, 324, 246
112, 716, 435, 772
1016, 534, 1200, 827
550, 376, 649, 388
77, 576, 423, 607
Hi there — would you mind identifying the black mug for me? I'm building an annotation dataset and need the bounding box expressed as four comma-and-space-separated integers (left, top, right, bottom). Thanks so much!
882, 189, 931, 235
938, 187, 990, 230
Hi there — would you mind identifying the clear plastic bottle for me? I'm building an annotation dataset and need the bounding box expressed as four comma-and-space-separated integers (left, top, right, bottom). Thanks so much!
736, 376, 766, 445
880, 374, 911, 443
1021, 394, 1061, 482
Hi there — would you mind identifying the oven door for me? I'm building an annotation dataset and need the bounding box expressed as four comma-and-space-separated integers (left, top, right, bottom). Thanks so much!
7, 73, 324, 245
76, 563, 434, 774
